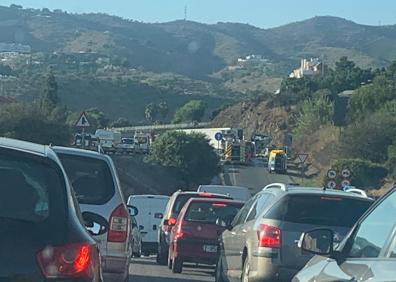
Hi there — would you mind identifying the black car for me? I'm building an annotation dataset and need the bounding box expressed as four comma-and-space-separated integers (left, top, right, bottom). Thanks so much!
156, 190, 232, 265
0, 138, 107, 281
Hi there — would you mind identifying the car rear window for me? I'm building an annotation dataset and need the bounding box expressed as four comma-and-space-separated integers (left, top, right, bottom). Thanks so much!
185, 201, 243, 224
171, 193, 231, 217
265, 194, 372, 227
0, 149, 66, 223
58, 154, 115, 205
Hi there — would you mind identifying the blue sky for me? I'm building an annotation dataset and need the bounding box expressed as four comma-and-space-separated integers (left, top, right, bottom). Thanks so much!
0, 0, 394, 28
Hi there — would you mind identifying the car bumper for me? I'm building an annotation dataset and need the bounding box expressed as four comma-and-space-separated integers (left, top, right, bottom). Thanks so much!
174, 240, 218, 265
249, 254, 299, 282
142, 242, 158, 254
102, 255, 128, 273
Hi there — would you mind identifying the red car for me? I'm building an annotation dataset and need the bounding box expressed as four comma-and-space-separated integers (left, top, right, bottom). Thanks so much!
168, 198, 244, 273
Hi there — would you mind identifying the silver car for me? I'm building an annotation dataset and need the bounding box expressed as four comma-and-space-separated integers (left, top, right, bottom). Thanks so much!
54, 147, 131, 282
293, 186, 396, 282
216, 183, 373, 282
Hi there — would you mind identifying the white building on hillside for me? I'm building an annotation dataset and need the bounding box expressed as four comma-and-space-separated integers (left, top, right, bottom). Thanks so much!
290, 58, 322, 78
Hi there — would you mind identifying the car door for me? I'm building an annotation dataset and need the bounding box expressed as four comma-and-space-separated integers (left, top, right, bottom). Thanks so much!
221, 195, 257, 278
313, 189, 396, 282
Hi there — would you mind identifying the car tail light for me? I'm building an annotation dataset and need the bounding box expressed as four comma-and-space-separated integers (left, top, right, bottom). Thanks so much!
174, 225, 185, 240
37, 243, 98, 279
257, 224, 281, 248
163, 217, 177, 233
199, 192, 213, 197
108, 204, 129, 242
168, 217, 177, 225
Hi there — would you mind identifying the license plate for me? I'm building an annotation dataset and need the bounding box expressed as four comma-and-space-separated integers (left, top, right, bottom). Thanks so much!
203, 245, 217, 253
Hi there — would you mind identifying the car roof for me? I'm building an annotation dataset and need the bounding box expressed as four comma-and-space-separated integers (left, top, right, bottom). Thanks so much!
187, 197, 245, 205
129, 194, 170, 200
263, 186, 372, 201
173, 190, 232, 198
0, 137, 56, 159
52, 146, 110, 160
198, 185, 249, 191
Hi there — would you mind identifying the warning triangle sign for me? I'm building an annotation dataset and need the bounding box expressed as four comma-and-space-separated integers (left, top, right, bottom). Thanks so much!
75, 112, 91, 127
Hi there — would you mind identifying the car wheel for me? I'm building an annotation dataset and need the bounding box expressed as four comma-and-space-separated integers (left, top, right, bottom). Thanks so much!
241, 256, 250, 282
215, 256, 226, 282
156, 244, 168, 265
172, 256, 183, 274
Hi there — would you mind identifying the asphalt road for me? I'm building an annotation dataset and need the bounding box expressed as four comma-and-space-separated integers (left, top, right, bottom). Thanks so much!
222, 159, 294, 194
129, 257, 214, 282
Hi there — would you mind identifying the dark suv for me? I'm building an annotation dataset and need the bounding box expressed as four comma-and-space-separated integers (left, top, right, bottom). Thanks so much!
293, 186, 396, 282
156, 190, 232, 265
0, 138, 107, 281
216, 183, 373, 282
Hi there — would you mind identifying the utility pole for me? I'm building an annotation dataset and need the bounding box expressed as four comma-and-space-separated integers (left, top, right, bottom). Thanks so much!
184, 5, 187, 21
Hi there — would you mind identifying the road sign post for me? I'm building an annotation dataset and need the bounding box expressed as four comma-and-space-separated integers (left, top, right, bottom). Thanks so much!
75, 112, 91, 149
297, 153, 309, 180
215, 132, 223, 152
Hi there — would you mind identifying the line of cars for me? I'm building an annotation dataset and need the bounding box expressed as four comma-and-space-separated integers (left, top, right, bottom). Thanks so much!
129, 180, 396, 282
0, 138, 133, 282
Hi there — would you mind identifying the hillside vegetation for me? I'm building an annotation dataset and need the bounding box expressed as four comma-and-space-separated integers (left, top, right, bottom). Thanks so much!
1, 6, 396, 79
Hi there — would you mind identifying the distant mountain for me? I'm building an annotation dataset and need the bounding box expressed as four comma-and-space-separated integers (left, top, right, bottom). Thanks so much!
1, 6, 395, 79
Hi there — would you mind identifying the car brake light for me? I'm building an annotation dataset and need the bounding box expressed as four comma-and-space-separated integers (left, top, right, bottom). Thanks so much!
174, 224, 184, 240
36, 243, 98, 279
168, 217, 177, 225
199, 192, 213, 197
257, 224, 281, 248
108, 204, 129, 242
212, 203, 227, 207
163, 217, 177, 232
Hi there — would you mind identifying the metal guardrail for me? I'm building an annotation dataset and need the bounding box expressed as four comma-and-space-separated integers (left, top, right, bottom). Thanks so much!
111, 122, 211, 133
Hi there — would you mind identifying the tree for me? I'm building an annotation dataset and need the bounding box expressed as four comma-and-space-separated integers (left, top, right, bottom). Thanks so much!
145, 103, 159, 122
149, 131, 220, 187
110, 117, 131, 128
0, 103, 71, 145
340, 111, 396, 163
294, 90, 334, 137
172, 100, 207, 124
39, 73, 59, 114
158, 101, 169, 119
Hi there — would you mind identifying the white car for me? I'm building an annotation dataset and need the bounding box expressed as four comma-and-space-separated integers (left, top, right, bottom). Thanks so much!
197, 185, 252, 202
54, 147, 131, 282
127, 195, 169, 256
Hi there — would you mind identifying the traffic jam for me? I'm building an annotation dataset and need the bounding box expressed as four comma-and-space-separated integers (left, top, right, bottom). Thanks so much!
1, 137, 396, 282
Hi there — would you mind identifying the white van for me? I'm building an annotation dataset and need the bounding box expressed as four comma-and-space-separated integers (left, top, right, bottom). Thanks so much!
127, 195, 169, 256
197, 185, 251, 202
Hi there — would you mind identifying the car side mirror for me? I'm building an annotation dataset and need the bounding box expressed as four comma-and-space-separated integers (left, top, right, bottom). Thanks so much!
82, 212, 109, 236
139, 225, 144, 231
298, 229, 334, 256
216, 218, 232, 231
127, 205, 138, 216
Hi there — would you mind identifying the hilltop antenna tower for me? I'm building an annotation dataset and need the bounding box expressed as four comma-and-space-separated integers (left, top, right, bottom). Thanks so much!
184, 5, 187, 21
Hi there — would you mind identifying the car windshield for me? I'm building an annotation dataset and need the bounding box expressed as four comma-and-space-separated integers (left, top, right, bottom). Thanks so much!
266, 194, 372, 227
0, 149, 65, 223
57, 154, 115, 205
184, 201, 242, 224
172, 193, 230, 217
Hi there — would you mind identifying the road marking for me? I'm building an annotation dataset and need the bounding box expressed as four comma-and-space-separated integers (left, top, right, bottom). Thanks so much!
231, 164, 238, 186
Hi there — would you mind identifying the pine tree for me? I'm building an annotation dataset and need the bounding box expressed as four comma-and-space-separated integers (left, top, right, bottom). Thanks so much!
40, 73, 59, 113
